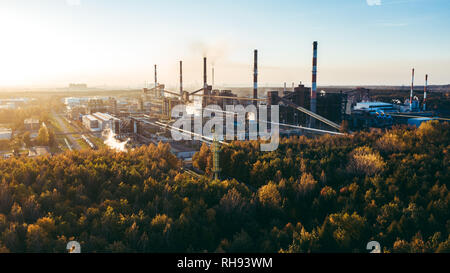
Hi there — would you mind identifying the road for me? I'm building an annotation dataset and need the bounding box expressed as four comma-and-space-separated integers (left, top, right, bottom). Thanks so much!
52, 112, 81, 150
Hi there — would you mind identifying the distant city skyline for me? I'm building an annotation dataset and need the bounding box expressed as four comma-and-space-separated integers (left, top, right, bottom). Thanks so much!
0, 0, 449, 88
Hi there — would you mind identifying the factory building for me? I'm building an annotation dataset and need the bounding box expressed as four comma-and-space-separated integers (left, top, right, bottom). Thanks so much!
64, 97, 120, 118
82, 115, 101, 132
271, 84, 348, 127
87, 98, 108, 114
349, 102, 395, 128
162, 98, 182, 120
208, 89, 239, 109
344, 88, 371, 114
64, 96, 111, 106
276, 84, 310, 125
353, 102, 396, 113
317, 92, 348, 125
64, 97, 90, 106
92, 112, 121, 134
408, 99, 421, 112
67, 105, 87, 121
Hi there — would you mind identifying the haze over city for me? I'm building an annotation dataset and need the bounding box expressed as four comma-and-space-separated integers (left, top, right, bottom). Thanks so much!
1, 0, 449, 88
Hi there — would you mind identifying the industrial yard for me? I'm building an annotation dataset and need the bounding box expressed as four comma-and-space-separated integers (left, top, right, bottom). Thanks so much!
2, 43, 449, 175
38, 41, 448, 180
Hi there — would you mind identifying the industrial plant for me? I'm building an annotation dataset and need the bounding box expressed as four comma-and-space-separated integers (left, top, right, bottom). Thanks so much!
1, 0, 450, 257
60, 41, 449, 177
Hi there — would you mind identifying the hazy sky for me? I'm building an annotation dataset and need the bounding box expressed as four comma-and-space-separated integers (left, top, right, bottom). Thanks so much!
0, 0, 449, 89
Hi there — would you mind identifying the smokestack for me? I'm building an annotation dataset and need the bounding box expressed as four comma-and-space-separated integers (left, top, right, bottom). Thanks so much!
154, 64, 158, 97
284, 82, 286, 94
410, 68, 415, 111
212, 67, 215, 87
423, 74, 428, 111
180, 61, 183, 96
310, 41, 318, 127
253, 49, 258, 106
203, 57, 207, 90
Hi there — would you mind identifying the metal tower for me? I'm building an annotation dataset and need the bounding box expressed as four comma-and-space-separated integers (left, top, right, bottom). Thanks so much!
211, 132, 221, 180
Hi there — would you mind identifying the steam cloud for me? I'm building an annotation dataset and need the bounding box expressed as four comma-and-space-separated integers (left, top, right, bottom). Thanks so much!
189, 40, 231, 66
103, 129, 129, 152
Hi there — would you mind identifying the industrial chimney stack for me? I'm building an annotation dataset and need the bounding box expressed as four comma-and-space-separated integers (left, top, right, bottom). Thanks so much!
410, 68, 415, 111
203, 57, 207, 90
180, 61, 183, 96
423, 74, 428, 111
253, 49, 258, 106
154, 64, 158, 97
310, 41, 318, 127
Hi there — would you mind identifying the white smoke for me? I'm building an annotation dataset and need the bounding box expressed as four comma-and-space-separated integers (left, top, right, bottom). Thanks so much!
189, 40, 231, 66
103, 129, 129, 152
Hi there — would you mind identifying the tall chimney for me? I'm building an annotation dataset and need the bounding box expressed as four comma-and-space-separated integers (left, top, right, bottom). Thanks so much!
423, 74, 428, 111
253, 49, 258, 106
154, 64, 158, 97
180, 61, 183, 96
203, 57, 207, 90
310, 41, 318, 127
212, 67, 215, 87
410, 68, 415, 111
284, 82, 286, 94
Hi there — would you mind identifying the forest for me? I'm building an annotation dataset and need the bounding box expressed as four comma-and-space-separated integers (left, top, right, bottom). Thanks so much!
0, 121, 448, 253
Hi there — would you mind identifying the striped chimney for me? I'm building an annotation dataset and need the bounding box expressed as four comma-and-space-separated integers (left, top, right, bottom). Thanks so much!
203, 57, 207, 90
310, 41, 318, 127
253, 49, 258, 106
410, 68, 415, 111
423, 74, 428, 111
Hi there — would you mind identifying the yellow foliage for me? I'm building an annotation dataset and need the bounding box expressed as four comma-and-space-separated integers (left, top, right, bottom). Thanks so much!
258, 182, 281, 209
347, 146, 386, 176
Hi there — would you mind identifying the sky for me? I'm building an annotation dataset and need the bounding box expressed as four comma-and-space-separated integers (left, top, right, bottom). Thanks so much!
0, 0, 449, 89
